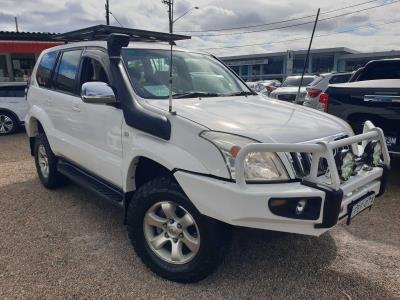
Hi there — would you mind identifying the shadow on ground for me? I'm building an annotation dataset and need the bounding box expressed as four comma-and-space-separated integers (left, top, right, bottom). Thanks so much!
0, 176, 396, 299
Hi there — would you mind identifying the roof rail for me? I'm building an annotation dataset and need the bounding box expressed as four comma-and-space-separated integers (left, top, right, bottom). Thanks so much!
53, 25, 191, 43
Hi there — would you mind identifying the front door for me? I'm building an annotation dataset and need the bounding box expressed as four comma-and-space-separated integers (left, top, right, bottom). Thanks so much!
70, 53, 124, 187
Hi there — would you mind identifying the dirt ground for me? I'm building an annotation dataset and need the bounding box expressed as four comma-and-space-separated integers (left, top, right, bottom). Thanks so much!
0, 132, 399, 299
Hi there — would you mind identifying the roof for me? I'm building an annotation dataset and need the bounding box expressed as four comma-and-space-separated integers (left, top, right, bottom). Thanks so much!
54, 25, 191, 43
0, 31, 57, 41
221, 47, 359, 61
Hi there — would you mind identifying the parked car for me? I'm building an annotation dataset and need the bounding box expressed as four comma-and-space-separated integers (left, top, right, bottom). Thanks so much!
303, 72, 352, 111
0, 82, 27, 135
322, 59, 400, 154
324, 79, 400, 154
25, 25, 390, 283
253, 80, 281, 95
349, 58, 400, 82
269, 75, 317, 103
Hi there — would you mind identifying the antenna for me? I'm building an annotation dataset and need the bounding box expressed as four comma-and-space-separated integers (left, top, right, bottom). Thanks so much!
162, 0, 176, 114
295, 8, 320, 103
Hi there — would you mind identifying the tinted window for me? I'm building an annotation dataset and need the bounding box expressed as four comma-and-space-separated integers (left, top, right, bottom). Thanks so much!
358, 61, 400, 81
0, 85, 26, 97
282, 77, 315, 87
55, 50, 82, 94
329, 74, 351, 84
36, 51, 58, 87
79, 57, 109, 88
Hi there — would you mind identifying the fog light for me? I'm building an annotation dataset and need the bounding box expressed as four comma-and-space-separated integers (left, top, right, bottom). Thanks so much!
269, 197, 322, 220
296, 199, 307, 215
336, 150, 356, 181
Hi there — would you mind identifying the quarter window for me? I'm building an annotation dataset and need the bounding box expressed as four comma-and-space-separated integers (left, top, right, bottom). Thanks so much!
36, 51, 58, 88
54, 50, 82, 94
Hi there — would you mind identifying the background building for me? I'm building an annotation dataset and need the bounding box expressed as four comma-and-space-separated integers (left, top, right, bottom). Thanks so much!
221, 47, 400, 82
0, 31, 62, 82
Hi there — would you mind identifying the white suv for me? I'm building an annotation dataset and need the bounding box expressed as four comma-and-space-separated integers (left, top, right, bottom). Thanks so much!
25, 26, 390, 283
0, 82, 27, 135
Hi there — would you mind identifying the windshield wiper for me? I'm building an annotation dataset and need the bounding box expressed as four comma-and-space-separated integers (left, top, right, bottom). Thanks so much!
227, 91, 255, 96
173, 92, 221, 99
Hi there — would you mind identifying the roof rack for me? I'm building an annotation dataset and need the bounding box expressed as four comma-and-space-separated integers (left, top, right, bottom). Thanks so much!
53, 25, 191, 43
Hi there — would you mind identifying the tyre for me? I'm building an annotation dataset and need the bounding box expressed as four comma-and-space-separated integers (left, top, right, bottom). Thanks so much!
34, 133, 66, 189
0, 111, 18, 135
127, 176, 231, 283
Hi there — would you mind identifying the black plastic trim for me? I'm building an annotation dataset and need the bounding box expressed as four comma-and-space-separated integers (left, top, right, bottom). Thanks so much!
107, 34, 171, 140
301, 180, 344, 229
57, 159, 124, 207
377, 164, 390, 197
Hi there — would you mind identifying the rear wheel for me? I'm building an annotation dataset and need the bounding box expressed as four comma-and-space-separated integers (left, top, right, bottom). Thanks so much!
0, 112, 18, 135
34, 133, 66, 189
127, 176, 231, 283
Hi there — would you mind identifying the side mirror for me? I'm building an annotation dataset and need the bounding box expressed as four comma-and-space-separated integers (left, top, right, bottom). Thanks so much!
81, 82, 116, 104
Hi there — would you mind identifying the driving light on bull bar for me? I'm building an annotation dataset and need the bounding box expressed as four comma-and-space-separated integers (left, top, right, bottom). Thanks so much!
336, 150, 356, 181
364, 141, 382, 167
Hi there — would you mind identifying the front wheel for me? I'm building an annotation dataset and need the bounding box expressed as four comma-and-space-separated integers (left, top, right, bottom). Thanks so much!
127, 176, 231, 283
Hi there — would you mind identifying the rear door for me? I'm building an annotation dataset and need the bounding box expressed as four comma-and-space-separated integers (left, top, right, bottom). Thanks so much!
47, 48, 83, 157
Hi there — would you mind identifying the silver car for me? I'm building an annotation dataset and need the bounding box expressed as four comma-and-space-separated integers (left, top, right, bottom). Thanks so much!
269, 75, 317, 104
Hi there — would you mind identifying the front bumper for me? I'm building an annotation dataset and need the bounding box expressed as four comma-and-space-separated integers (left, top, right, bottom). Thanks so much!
175, 125, 390, 237
175, 165, 387, 236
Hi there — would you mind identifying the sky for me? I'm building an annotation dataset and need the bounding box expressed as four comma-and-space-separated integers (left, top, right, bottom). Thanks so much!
1, 0, 400, 57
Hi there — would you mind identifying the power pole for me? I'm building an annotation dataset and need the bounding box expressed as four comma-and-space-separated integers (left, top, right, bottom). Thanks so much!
14, 16, 19, 32
105, 0, 110, 25
162, 0, 173, 34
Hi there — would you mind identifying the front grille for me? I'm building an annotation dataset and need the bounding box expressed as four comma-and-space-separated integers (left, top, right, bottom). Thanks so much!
289, 135, 349, 178
277, 94, 296, 101
289, 153, 328, 178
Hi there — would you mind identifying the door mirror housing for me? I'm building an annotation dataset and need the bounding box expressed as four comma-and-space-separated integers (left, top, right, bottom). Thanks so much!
81, 82, 116, 104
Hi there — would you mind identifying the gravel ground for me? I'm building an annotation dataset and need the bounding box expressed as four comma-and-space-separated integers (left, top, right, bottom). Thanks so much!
0, 132, 399, 299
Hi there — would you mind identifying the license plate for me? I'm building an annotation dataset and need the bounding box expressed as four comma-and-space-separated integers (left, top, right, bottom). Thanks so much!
346, 192, 375, 225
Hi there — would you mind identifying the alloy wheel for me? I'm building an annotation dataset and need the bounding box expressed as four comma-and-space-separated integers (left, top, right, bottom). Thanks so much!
38, 145, 50, 178
143, 201, 200, 264
0, 114, 14, 134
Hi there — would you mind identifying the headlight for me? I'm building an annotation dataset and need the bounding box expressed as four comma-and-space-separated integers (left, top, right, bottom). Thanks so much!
336, 149, 356, 181
364, 140, 382, 166
200, 131, 289, 182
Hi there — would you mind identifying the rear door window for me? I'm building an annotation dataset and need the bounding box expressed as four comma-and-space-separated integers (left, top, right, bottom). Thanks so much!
36, 51, 58, 88
54, 49, 82, 94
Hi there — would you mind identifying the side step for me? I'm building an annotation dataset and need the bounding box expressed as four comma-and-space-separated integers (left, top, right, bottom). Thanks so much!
57, 159, 124, 206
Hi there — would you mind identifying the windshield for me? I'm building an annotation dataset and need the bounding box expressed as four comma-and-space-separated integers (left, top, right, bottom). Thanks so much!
281, 77, 315, 87
121, 49, 251, 99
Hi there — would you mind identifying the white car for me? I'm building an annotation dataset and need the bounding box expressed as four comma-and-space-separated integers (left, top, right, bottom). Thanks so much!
253, 80, 281, 95
0, 82, 27, 135
303, 72, 352, 111
269, 75, 317, 103
25, 25, 390, 283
